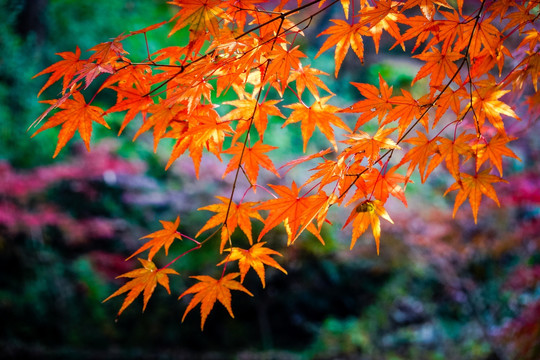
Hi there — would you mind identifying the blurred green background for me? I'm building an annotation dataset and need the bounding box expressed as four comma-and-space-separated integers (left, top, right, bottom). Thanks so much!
1, 0, 539, 359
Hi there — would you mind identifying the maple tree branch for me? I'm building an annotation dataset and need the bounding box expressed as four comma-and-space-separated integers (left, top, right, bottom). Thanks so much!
465, 57, 482, 137
177, 231, 201, 245
235, 0, 329, 41
162, 243, 201, 270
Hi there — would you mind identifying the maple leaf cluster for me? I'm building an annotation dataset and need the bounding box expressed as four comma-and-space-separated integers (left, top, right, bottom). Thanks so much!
32, 0, 538, 328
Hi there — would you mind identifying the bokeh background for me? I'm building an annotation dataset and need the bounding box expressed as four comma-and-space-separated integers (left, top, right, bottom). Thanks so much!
1, 0, 539, 359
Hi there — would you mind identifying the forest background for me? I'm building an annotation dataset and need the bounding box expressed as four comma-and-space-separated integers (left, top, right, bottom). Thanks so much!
1, 0, 539, 359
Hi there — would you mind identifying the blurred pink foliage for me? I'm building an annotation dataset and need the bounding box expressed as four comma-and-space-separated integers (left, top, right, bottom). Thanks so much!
0, 145, 143, 236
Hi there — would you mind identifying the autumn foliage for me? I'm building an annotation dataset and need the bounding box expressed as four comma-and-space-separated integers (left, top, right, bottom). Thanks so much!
32, 0, 539, 329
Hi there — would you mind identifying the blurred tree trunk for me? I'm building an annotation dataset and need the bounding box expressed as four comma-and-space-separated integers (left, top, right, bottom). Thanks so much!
16, 0, 48, 45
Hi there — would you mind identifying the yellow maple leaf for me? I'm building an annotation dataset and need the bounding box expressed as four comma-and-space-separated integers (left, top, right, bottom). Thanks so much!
343, 200, 393, 255
103, 258, 179, 316
444, 169, 506, 224
127, 216, 182, 261
179, 273, 253, 330
196, 197, 263, 252
218, 242, 287, 288
468, 79, 519, 134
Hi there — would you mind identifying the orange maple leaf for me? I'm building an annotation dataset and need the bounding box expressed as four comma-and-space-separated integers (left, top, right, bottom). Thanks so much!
412, 47, 464, 89
444, 169, 506, 224
105, 81, 154, 135
467, 80, 519, 134
343, 200, 393, 255
438, 132, 475, 180
103, 258, 179, 316
397, 15, 438, 53
342, 126, 400, 165
315, 20, 369, 77
256, 182, 329, 244
433, 86, 467, 127
133, 101, 186, 151
341, 74, 394, 130
400, 0, 452, 21
32, 91, 110, 158
179, 273, 253, 330
33, 46, 85, 97
87, 38, 127, 63
458, 16, 501, 58
223, 141, 280, 185
399, 131, 443, 183
169, 0, 226, 37
288, 65, 333, 99
358, 1, 404, 53
283, 96, 351, 152
166, 106, 233, 176
127, 216, 182, 261
265, 45, 306, 93
196, 197, 264, 252
472, 133, 520, 176
218, 242, 287, 287
222, 98, 285, 142
363, 166, 409, 206
385, 89, 425, 137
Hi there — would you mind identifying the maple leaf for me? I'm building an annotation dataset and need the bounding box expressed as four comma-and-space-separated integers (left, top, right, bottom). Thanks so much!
166, 106, 233, 176
363, 166, 409, 206
105, 81, 154, 135
103, 258, 179, 316
472, 133, 520, 176
169, 0, 226, 37
438, 132, 476, 180
384, 89, 425, 137
458, 15, 501, 58
222, 97, 285, 142
222, 0, 263, 30
283, 96, 351, 152
341, 74, 394, 130
32, 91, 110, 157
400, 0, 452, 21
218, 242, 287, 287
76, 62, 116, 90
255, 182, 329, 245
33, 46, 85, 97
516, 29, 540, 53
288, 65, 333, 99
88, 38, 127, 63
127, 216, 182, 261
433, 86, 467, 127
468, 80, 520, 134
397, 15, 439, 52
412, 47, 464, 88
196, 197, 264, 252
342, 126, 400, 165
399, 131, 443, 183
444, 169, 506, 224
315, 20, 369, 77
343, 200, 393, 255
303, 155, 351, 193
133, 101, 186, 151
223, 141, 280, 185
265, 45, 306, 93
358, 1, 404, 53
179, 273, 253, 330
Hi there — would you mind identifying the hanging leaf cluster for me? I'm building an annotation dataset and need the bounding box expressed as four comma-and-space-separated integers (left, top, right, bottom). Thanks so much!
32, 0, 538, 329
